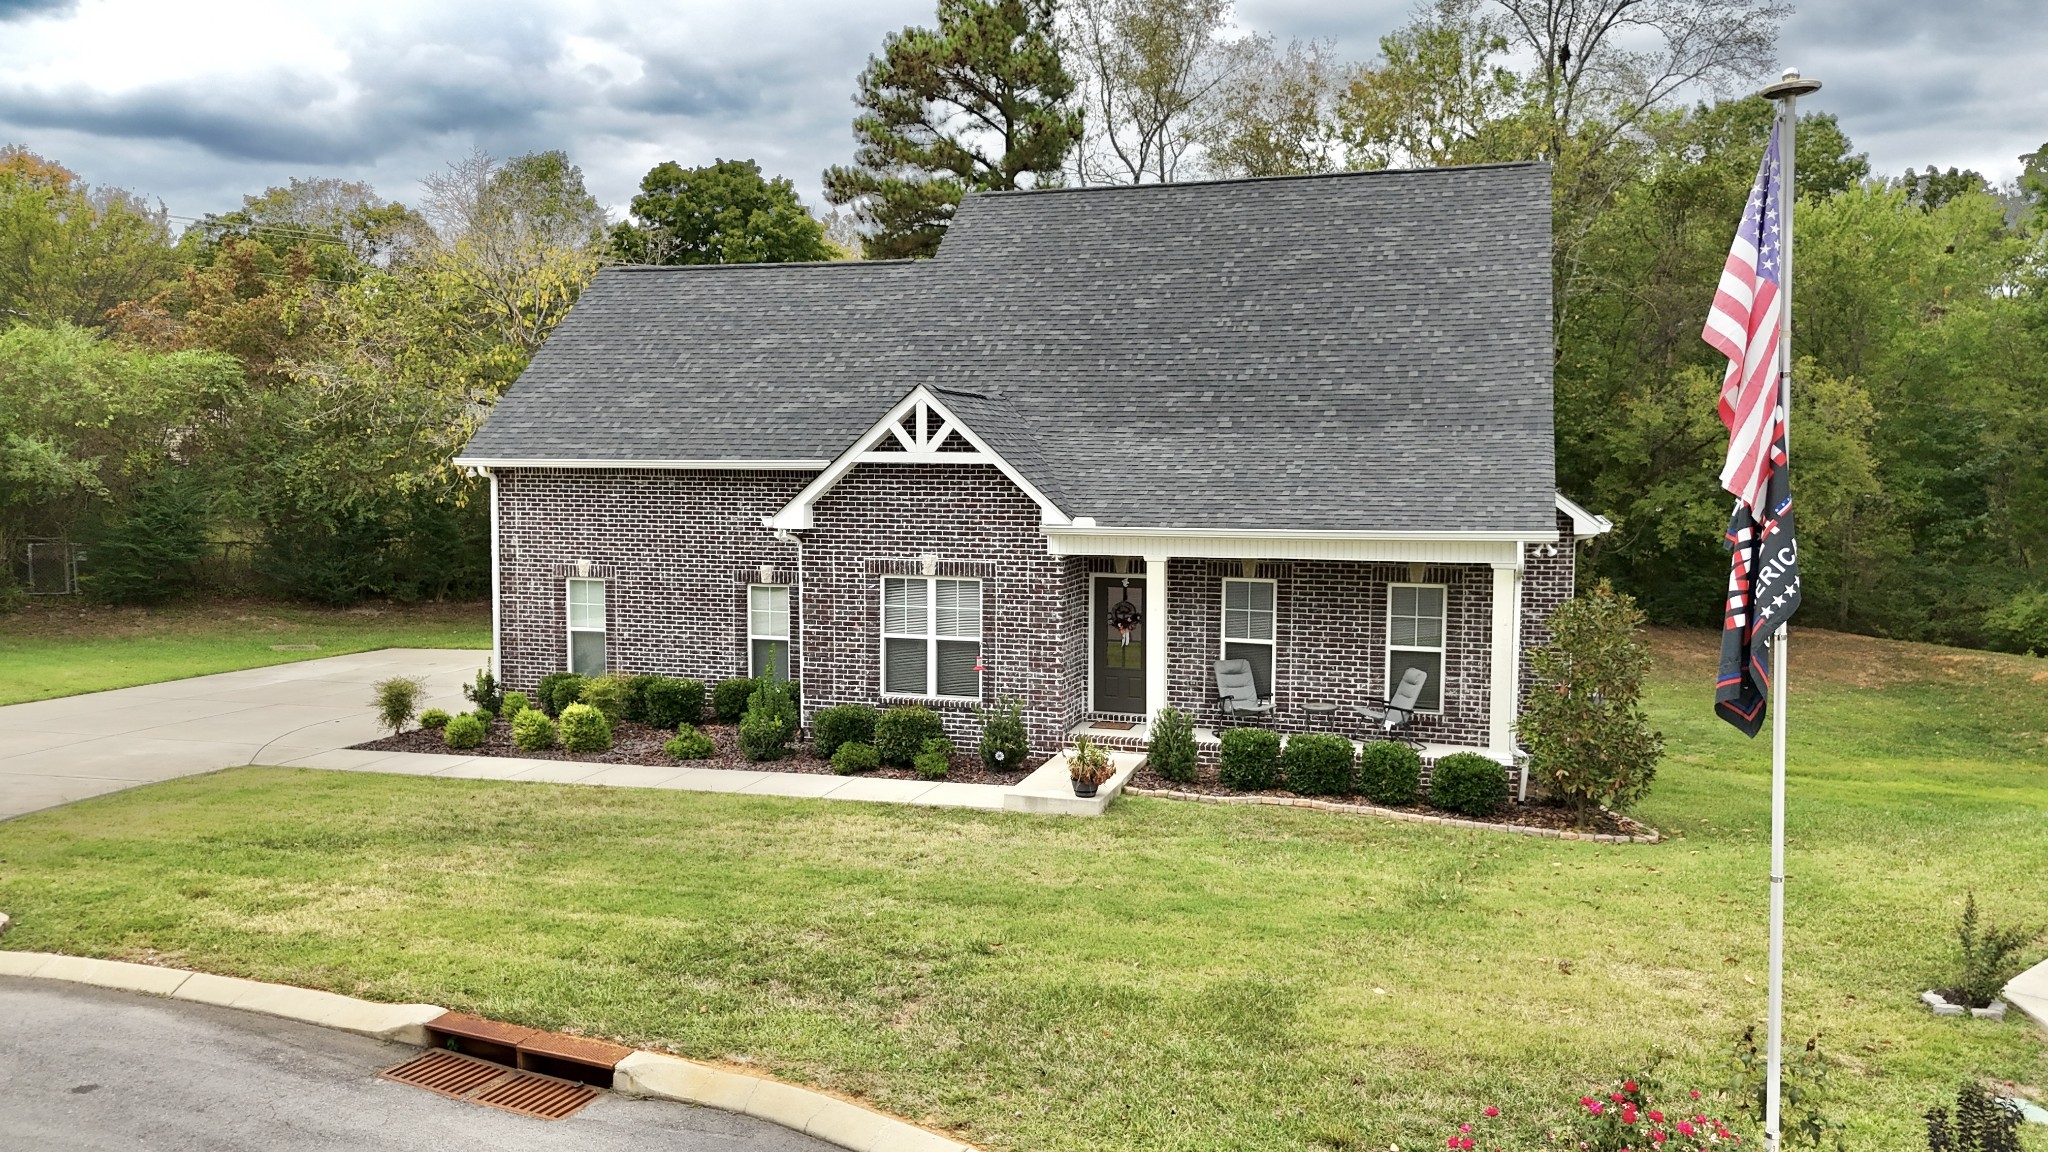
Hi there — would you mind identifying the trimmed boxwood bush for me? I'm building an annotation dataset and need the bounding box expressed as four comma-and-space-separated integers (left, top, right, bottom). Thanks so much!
1429, 752, 1510, 816
471, 709, 495, 726
618, 674, 657, 722
1218, 727, 1281, 791
711, 678, 755, 723
876, 705, 945, 766
442, 712, 486, 750
534, 672, 585, 717
914, 736, 953, 780
501, 691, 531, 718
1358, 741, 1422, 806
812, 704, 878, 759
578, 674, 631, 722
664, 724, 716, 760
976, 697, 1028, 773
418, 708, 452, 731
643, 677, 705, 730
1148, 706, 1198, 784
831, 741, 880, 775
512, 708, 556, 751
738, 677, 799, 761
558, 702, 612, 753
1282, 732, 1356, 796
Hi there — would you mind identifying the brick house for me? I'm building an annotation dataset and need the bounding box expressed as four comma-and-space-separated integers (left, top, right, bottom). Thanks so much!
455, 162, 1609, 772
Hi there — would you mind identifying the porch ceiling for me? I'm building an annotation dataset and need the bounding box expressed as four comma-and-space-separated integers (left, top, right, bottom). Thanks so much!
1041, 528, 1524, 566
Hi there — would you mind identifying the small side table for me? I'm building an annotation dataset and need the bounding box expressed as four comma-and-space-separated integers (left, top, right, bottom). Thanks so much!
1302, 702, 1340, 726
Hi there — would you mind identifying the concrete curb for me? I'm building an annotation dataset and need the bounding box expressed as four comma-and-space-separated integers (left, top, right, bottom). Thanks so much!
0, 949, 975, 1151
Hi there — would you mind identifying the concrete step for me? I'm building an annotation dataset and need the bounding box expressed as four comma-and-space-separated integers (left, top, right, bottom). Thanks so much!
1001, 750, 1144, 816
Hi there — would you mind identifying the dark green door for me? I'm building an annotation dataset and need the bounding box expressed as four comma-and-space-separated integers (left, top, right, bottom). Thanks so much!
1093, 578, 1146, 714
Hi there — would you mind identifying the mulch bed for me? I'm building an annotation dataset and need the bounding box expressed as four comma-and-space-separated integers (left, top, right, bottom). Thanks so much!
352, 716, 1034, 786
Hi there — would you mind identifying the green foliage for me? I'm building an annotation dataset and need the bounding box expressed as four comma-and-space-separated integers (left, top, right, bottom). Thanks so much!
738, 676, 799, 761
1729, 1027, 1848, 1152
537, 673, 587, 717
0, 148, 175, 326
500, 691, 530, 718
876, 705, 945, 766
441, 712, 485, 750
418, 708, 451, 730
831, 741, 881, 775
1068, 734, 1113, 787
1280, 732, 1355, 796
812, 703, 879, 759
1428, 752, 1508, 817
557, 702, 612, 753
371, 676, 424, 736
664, 724, 716, 760
611, 159, 833, 265
914, 735, 954, 780
1924, 1081, 2023, 1152
532, 673, 573, 717
577, 673, 631, 722
976, 696, 1029, 773
1986, 589, 2048, 656
1146, 705, 1197, 783
460, 669, 502, 716
621, 673, 660, 723
79, 470, 209, 604
823, 0, 1081, 258
642, 677, 705, 730
1519, 581, 1664, 821
511, 707, 556, 752
1218, 727, 1280, 791
1950, 891, 2042, 1009
1357, 741, 1421, 806
471, 708, 494, 725
711, 678, 755, 723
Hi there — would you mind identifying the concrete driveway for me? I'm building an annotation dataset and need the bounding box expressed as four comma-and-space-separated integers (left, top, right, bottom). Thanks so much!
0, 649, 484, 821
0, 977, 832, 1151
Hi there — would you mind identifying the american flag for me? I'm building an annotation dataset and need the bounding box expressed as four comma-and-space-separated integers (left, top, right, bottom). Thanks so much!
1703, 123, 1802, 737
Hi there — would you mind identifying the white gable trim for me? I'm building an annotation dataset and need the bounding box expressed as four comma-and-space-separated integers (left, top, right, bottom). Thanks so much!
1556, 493, 1614, 538
772, 387, 1071, 530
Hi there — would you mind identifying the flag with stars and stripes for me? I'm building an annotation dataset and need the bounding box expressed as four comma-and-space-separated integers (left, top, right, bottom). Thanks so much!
1703, 123, 1802, 738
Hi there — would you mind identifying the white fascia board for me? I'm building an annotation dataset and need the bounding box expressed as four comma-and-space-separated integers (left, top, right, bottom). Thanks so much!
453, 456, 830, 470
1043, 524, 1556, 544
1555, 492, 1615, 538
1043, 527, 1524, 566
772, 386, 1070, 530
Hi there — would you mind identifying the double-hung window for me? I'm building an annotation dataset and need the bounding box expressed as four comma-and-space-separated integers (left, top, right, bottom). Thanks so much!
1221, 578, 1276, 697
566, 578, 607, 677
882, 576, 982, 699
750, 585, 792, 681
1386, 584, 1445, 712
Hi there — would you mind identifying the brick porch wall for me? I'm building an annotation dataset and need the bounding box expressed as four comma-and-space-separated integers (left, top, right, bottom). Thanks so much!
1518, 509, 1580, 700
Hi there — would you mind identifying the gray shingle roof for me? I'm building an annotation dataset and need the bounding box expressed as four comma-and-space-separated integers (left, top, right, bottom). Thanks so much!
458, 162, 1555, 534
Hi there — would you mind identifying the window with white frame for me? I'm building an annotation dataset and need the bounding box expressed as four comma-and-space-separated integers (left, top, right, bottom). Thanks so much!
1386, 583, 1445, 712
750, 585, 791, 681
566, 578, 607, 677
1221, 578, 1276, 697
882, 576, 982, 699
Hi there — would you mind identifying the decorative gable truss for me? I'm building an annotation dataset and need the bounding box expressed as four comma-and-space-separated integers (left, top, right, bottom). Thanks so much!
772, 386, 1071, 530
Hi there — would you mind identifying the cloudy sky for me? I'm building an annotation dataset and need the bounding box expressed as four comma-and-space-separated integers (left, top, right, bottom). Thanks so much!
1, 0, 2041, 223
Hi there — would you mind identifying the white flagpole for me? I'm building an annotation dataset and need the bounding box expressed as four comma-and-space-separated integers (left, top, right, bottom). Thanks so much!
1757, 65, 1819, 1152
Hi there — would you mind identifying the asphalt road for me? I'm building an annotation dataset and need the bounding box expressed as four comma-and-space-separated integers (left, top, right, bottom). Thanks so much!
0, 977, 836, 1152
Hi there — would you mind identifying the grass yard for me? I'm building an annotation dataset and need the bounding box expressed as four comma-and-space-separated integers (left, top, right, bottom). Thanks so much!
1, 627, 2045, 1149
0, 598, 489, 705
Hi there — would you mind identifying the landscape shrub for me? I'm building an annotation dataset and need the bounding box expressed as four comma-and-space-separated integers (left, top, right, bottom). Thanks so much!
642, 677, 705, 729
472, 709, 495, 725
914, 736, 953, 780
418, 708, 452, 731
442, 712, 485, 750
558, 702, 612, 753
711, 678, 755, 722
1147, 706, 1197, 784
664, 724, 716, 760
1519, 580, 1664, 821
976, 697, 1029, 773
577, 674, 631, 722
622, 673, 661, 723
1218, 727, 1280, 791
1429, 752, 1509, 816
1358, 741, 1421, 806
78, 471, 208, 605
738, 676, 798, 761
461, 669, 502, 716
534, 672, 585, 717
1281, 732, 1355, 796
1923, 1080, 2022, 1152
501, 691, 531, 718
876, 705, 945, 766
511, 708, 557, 751
371, 676, 425, 736
812, 704, 878, 759
831, 742, 880, 775
1949, 891, 2043, 1008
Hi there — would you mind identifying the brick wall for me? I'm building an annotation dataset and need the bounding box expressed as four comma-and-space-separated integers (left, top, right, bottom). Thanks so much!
1518, 509, 1579, 699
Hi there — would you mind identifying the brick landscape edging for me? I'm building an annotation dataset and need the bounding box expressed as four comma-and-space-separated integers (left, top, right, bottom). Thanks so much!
1123, 788, 1662, 844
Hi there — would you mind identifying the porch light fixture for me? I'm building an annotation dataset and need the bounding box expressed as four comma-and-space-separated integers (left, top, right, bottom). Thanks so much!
1542, 543, 1559, 558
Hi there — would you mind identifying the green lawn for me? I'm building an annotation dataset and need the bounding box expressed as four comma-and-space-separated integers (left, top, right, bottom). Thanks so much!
0, 628, 2044, 1150
0, 599, 489, 704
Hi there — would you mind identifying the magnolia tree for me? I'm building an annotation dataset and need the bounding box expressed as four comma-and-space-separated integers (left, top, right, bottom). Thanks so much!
1518, 579, 1664, 822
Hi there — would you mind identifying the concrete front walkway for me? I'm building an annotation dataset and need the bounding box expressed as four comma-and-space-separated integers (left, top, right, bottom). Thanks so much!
0, 649, 484, 821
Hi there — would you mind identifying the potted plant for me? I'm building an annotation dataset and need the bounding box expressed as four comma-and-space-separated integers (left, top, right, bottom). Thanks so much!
1069, 735, 1113, 798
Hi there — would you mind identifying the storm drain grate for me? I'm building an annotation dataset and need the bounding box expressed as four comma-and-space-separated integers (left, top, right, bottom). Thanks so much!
381, 1049, 600, 1121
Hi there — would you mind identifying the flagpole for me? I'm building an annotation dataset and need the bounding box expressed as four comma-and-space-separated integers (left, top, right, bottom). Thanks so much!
1757, 65, 1819, 1152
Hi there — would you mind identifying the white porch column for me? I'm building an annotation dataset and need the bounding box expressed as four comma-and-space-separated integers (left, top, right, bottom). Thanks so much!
1145, 555, 1170, 724
488, 469, 501, 679
1487, 562, 1522, 758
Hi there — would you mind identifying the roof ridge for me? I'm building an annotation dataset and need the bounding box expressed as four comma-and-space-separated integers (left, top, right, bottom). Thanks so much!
968, 161, 1548, 200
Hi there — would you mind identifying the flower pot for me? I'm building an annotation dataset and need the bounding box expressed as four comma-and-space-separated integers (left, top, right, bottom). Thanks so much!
1073, 779, 1099, 798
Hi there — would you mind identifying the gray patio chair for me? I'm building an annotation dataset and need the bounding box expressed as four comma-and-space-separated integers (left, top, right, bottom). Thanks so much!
1213, 659, 1275, 719
1357, 667, 1428, 746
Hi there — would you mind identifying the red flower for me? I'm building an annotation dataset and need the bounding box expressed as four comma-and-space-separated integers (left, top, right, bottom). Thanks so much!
1611, 1093, 1625, 1103
1484, 1107, 1501, 1118
1648, 1111, 1664, 1123
1461, 1140, 1475, 1151
1624, 1081, 1639, 1093
1581, 1097, 1596, 1108
1690, 1090, 1702, 1100
1622, 1103, 1639, 1125
1587, 1101, 1605, 1116
1461, 1124, 1473, 1133
1651, 1132, 1667, 1145
1676, 1121, 1696, 1138
1448, 1139, 1460, 1149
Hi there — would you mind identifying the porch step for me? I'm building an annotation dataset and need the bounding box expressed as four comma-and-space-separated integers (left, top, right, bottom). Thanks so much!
1002, 750, 1145, 816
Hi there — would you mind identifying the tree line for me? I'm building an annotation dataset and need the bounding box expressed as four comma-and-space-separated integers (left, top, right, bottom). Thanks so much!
3, 0, 2045, 655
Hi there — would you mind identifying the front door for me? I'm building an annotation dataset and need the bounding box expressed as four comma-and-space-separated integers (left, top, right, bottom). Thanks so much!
1093, 577, 1146, 715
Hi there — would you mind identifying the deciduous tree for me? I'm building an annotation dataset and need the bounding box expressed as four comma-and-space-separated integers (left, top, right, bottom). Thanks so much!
610, 159, 832, 265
